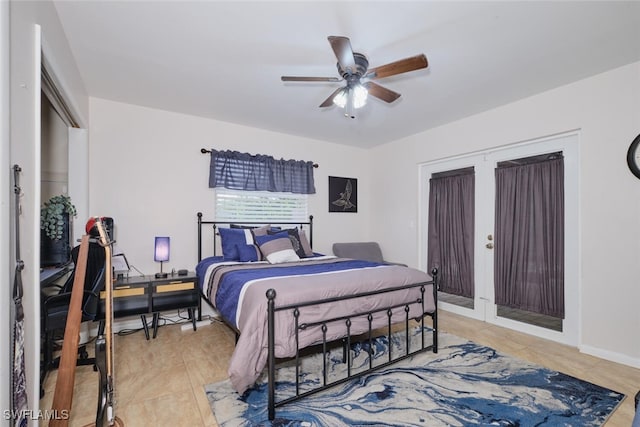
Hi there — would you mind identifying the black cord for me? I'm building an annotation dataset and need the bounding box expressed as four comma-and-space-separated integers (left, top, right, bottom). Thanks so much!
115, 312, 218, 337
129, 264, 146, 277
114, 309, 220, 339
159, 308, 213, 324
117, 327, 147, 336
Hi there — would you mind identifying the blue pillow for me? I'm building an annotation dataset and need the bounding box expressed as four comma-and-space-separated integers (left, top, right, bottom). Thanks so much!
236, 244, 261, 262
219, 227, 253, 261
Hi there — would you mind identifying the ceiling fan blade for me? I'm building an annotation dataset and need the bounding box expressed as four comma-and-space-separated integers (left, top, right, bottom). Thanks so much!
363, 81, 401, 103
319, 87, 345, 108
281, 76, 341, 82
365, 54, 428, 80
328, 36, 356, 74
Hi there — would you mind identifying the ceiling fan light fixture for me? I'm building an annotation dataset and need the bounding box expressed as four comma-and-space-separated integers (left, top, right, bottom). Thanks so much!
333, 87, 349, 108
352, 84, 368, 109
334, 84, 368, 111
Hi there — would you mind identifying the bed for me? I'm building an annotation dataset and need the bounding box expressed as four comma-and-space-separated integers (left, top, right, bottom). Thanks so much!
195, 212, 439, 420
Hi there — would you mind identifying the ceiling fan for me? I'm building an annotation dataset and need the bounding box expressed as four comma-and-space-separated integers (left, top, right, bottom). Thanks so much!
281, 36, 428, 118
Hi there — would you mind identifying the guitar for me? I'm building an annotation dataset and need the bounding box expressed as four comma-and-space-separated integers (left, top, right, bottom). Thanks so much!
93, 218, 124, 427
50, 235, 90, 427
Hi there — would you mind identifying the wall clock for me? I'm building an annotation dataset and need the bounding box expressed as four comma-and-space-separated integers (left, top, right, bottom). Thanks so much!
627, 133, 640, 179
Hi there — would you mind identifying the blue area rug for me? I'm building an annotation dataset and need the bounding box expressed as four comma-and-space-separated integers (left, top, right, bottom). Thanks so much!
205, 328, 625, 426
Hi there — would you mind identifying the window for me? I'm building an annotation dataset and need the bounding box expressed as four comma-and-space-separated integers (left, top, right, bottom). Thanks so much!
215, 188, 308, 223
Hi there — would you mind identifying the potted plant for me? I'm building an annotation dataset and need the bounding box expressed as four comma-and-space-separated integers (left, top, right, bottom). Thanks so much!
40, 195, 77, 266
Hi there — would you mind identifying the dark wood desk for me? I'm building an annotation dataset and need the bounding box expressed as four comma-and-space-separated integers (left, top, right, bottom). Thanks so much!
101, 272, 199, 339
40, 264, 73, 288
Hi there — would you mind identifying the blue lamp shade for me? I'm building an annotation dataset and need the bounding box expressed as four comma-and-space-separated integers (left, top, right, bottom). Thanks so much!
154, 237, 170, 262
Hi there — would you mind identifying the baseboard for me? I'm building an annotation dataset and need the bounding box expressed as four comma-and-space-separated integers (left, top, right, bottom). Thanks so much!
87, 316, 150, 337
579, 344, 640, 370
181, 320, 212, 332
86, 311, 215, 337
199, 304, 221, 319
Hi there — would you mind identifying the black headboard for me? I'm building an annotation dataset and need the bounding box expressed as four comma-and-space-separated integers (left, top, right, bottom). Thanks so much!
196, 212, 314, 261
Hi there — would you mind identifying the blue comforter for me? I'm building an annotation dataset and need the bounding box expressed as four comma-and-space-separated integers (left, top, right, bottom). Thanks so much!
197, 257, 383, 327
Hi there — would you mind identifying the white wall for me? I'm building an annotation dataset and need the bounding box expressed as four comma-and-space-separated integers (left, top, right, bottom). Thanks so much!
8, 0, 88, 421
88, 98, 373, 275
1, 0, 11, 420
369, 62, 640, 367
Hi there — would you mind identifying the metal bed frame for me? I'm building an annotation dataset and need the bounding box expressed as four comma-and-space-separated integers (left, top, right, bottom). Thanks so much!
196, 212, 438, 420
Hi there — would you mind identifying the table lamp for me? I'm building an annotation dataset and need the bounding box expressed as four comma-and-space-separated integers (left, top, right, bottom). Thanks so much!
154, 236, 170, 278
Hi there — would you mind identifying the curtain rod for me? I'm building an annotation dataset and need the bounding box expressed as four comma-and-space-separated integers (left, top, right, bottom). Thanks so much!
200, 148, 318, 168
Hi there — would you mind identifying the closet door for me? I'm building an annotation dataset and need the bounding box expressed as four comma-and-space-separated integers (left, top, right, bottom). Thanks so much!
420, 133, 579, 345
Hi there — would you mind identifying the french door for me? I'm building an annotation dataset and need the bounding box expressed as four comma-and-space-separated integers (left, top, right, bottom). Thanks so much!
419, 133, 579, 346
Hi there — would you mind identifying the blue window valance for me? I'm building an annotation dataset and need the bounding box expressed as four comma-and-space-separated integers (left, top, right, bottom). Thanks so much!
208, 149, 316, 194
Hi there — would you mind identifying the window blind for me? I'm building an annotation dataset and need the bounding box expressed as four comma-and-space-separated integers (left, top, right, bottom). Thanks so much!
215, 188, 308, 223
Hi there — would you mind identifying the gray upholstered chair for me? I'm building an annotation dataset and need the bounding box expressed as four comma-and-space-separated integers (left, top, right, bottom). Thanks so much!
332, 242, 407, 266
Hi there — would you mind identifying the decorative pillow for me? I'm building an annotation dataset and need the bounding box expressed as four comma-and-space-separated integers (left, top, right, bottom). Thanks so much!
298, 229, 314, 257
230, 224, 270, 236
219, 227, 254, 261
251, 225, 270, 237
230, 224, 251, 229
269, 228, 306, 258
255, 232, 300, 264
236, 243, 262, 262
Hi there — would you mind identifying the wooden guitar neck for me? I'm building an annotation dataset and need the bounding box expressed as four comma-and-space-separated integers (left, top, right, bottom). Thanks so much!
92, 218, 124, 427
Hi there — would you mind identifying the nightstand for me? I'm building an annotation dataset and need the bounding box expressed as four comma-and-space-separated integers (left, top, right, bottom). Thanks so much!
108, 272, 200, 339
107, 275, 153, 339
150, 272, 199, 338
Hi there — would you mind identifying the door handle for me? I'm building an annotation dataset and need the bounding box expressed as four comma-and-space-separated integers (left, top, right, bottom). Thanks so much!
485, 242, 494, 249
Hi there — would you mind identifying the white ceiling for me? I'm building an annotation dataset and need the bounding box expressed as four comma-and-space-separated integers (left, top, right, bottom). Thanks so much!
52, 1, 640, 149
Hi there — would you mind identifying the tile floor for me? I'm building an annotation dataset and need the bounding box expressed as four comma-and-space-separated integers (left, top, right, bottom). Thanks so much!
40, 310, 639, 426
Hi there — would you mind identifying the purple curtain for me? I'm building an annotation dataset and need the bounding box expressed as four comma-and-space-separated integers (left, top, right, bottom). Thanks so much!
208, 150, 316, 194
427, 168, 475, 298
494, 153, 564, 318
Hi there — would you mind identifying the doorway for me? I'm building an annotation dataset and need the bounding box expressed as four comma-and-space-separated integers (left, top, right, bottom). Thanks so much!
419, 132, 579, 346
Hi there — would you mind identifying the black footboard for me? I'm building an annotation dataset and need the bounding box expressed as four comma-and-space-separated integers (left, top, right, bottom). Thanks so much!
266, 268, 439, 420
